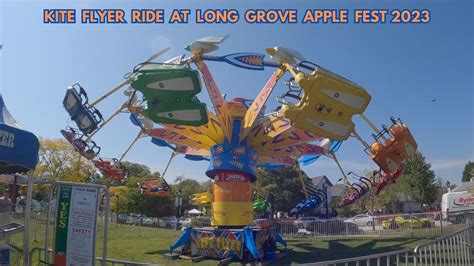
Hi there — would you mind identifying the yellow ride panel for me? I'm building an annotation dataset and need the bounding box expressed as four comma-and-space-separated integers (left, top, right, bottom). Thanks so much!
240, 68, 286, 141
258, 143, 324, 157
211, 201, 253, 226
246, 113, 291, 147
282, 68, 371, 140
146, 128, 210, 150
213, 181, 252, 202
176, 146, 210, 157
194, 59, 234, 142
191, 191, 212, 206
161, 111, 224, 147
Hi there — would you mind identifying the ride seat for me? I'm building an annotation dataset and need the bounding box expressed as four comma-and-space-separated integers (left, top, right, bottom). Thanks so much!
281, 68, 371, 140
131, 64, 208, 126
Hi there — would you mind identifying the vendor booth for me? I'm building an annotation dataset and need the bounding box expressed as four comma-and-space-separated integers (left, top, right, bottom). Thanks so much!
0, 94, 40, 264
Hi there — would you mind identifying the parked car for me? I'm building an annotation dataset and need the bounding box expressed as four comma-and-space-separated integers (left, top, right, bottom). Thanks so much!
254, 219, 272, 228
15, 198, 42, 213
191, 216, 211, 227
382, 216, 435, 229
159, 216, 178, 229
306, 219, 359, 235
293, 217, 319, 228
344, 214, 374, 226
140, 216, 157, 226
126, 213, 151, 225
117, 213, 129, 224
179, 217, 192, 227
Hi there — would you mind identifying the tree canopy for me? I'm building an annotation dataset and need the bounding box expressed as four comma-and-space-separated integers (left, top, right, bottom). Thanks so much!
400, 152, 437, 206
31, 138, 444, 218
35, 138, 95, 182
256, 166, 306, 214
334, 152, 439, 216
462, 161, 474, 182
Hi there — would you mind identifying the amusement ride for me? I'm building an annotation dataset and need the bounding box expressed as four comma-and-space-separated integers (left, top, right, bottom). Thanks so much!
61, 35, 418, 262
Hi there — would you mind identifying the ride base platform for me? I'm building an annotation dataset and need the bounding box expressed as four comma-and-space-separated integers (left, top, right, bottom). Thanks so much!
167, 226, 287, 263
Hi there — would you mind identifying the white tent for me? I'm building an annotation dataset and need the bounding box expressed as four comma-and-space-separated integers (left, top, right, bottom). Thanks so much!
188, 208, 202, 215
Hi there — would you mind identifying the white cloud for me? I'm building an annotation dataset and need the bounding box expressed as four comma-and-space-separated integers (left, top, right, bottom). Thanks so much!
304, 158, 375, 172
151, 36, 175, 59
431, 158, 473, 170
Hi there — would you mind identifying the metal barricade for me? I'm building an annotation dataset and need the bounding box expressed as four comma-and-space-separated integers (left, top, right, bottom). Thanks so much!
312, 212, 474, 266
307, 249, 413, 266
413, 227, 473, 265
0, 244, 21, 266
103, 211, 459, 240
266, 212, 445, 238
30, 247, 158, 266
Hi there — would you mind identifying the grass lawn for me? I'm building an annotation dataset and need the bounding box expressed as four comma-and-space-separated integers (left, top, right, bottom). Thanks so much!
13, 223, 435, 265
97, 225, 429, 265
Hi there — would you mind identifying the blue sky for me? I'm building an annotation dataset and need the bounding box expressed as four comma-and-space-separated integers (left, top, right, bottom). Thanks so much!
1, 0, 472, 185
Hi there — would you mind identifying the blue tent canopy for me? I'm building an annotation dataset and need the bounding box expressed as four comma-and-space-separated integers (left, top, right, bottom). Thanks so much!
0, 94, 39, 174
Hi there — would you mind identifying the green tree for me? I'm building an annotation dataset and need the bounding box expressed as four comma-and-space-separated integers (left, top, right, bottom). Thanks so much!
172, 178, 206, 211
121, 161, 151, 178
109, 186, 130, 214
35, 138, 95, 182
462, 161, 474, 182
120, 161, 155, 189
125, 189, 175, 217
399, 152, 437, 206
257, 167, 306, 215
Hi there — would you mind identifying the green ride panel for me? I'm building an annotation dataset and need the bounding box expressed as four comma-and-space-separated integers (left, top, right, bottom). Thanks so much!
132, 64, 208, 126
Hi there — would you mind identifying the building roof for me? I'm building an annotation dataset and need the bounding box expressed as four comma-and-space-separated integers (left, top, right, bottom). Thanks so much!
452, 181, 474, 193
311, 175, 333, 187
330, 183, 346, 197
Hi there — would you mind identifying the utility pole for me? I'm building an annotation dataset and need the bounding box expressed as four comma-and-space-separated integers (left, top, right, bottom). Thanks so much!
322, 183, 329, 219
175, 189, 182, 230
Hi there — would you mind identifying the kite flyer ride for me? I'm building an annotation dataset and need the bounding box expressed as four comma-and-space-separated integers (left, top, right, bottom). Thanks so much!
61, 35, 419, 263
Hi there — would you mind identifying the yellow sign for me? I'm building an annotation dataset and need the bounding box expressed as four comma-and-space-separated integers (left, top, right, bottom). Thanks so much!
193, 236, 242, 252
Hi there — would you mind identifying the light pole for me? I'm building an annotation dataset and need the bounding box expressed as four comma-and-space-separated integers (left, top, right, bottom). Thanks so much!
175, 189, 182, 230
116, 195, 120, 215
112, 193, 119, 226
321, 183, 329, 219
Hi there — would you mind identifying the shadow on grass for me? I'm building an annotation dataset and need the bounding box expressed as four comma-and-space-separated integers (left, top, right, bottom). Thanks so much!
144, 249, 172, 256
283, 237, 423, 264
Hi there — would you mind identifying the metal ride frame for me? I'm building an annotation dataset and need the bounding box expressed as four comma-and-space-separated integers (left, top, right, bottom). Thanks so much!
39, 181, 110, 266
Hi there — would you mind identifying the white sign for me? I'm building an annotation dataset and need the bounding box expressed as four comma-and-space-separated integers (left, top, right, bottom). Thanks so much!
55, 185, 99, 266
68, 186, 99, 266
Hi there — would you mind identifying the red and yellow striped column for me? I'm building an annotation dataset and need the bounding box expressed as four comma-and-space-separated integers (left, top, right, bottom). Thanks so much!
212, 171, 253, 227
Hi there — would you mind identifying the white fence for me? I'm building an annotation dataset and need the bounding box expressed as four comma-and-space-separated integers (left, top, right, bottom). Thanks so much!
310, 212, 474, 266
266, 212, 465, 238
5, 211, 467, 245
2, 210, 474, 265
106, 211, 449, 239
309, 249, 414, 266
